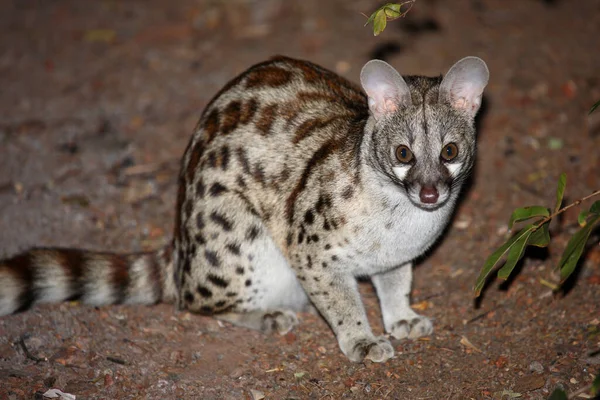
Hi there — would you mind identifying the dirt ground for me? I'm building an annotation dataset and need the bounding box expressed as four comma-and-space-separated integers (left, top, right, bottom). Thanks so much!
1, 0, 599, 399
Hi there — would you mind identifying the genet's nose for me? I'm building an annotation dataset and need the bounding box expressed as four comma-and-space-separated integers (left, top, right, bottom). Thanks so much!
419, 185, 439, 204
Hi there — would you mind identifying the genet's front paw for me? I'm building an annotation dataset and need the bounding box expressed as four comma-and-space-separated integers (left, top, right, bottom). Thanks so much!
390, 316, 433, 340
340, 335, 394, 363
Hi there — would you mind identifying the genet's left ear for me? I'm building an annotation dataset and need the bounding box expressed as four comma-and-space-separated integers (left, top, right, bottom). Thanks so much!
439, 57, 489, 117
360, 59, 412, 121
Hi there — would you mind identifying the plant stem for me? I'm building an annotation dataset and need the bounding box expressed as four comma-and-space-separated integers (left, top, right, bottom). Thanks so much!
532, 189, 600, 231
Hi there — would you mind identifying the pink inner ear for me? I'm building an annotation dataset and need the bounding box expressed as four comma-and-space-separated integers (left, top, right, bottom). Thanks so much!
384, 99, 397, 113
454, 97, 467, 109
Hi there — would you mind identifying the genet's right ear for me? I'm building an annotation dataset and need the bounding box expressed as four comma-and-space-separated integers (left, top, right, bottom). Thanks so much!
360, 60, 412, 120
439, 57, 489, 118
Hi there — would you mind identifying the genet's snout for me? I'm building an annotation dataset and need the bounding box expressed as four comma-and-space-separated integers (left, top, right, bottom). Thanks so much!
419, 185, 439, 204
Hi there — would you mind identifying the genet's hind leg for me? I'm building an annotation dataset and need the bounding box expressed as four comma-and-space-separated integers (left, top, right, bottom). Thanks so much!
216, 309, 299, 335
177, 192, 309, 334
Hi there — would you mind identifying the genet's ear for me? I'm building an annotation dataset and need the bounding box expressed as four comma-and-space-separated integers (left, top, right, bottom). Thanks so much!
360, 60, 411, 120
439, 56, 489, 117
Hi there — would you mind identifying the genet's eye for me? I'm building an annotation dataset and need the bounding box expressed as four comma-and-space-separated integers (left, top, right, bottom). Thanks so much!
395, 145, 413, 163
441, 143, 458, 161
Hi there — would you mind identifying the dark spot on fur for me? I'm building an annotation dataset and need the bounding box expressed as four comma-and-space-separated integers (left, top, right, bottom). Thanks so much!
245, 279, 252, 287
279, 165, 290, 182
226, 292, 237, 297
221, 101, 241, 134
204, 250, 220, 267
195, 233, 206, 245
196, 179, 206, 197
184, 201, 192, 219
331, 255, 338, 261
196, 212, 205, 230
245, 66, 292, 89
214, 300, 227, 308
206, 150, 217, 167
322, 262, 328, 268
325, 244, 331, 250
292, 117, 342, 144
256, 104, 278, 135
220, 146, 230, 170
236, 175, 247, 188
246, 225, 261, 241
304, 210, 314, 225
298, 231, 304, 244
210, 211, 233, 231
182, 258, 191, 273
184, 291, 194, 303
286, 143, 339, 224
341, 185, 354, 199
225, 242, 241, 255
310, 234, 319, 242
207, 274, 229, 288
186, 141, 202, 181
197, 285, 213, 298
235, 266, 245, 275
240, 98, 258, 124
337, 320, 343, 326
286, 232, 293, 247
253, 163, 266, 185
203, 109, 220, 143
236, 147, 251, 175
209, 182, 228, 196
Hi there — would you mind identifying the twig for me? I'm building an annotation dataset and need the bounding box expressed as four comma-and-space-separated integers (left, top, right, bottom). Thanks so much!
466, 303, 505, 324
18, 335, 47, 363
106, 356, 127, 365
531, 189, 600, 232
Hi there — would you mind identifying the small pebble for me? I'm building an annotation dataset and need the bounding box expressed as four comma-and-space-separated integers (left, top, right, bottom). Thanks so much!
529, 361, 544, 374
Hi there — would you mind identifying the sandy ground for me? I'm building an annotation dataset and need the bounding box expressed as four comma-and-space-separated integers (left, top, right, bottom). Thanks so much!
1, 0, 599, 398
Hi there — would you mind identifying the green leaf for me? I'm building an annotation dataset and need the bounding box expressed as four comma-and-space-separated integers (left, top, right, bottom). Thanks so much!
364, 10, 377, 26
373, 10, 387, 36
590, 200, 600, 215
528, 223, 550, 247
497, 227, 534, 279
578, 210, 590, 227
590, 99, 600, 114
384, 3, 402, 19
557, 214, 600, 282
474, 227, 533, 296
547, 388, 568, 400
508, 206, 549, 229
554, 173, 566, 213
592, 374, 600, 396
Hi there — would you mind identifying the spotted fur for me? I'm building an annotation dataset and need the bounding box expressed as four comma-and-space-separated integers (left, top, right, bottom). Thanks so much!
0, 56, 489, 363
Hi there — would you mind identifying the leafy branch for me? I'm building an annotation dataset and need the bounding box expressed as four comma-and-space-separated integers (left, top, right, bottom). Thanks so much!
590, 99, 600, 114
474, 173, 600, 296
475, 101, 600, 296
363, 1, 416, 36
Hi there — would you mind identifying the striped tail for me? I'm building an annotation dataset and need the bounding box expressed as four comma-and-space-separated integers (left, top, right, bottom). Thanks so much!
0, 246, 176, 316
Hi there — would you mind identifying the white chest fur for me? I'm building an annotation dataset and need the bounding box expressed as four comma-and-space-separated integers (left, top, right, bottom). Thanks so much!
341, 190, 457, 276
